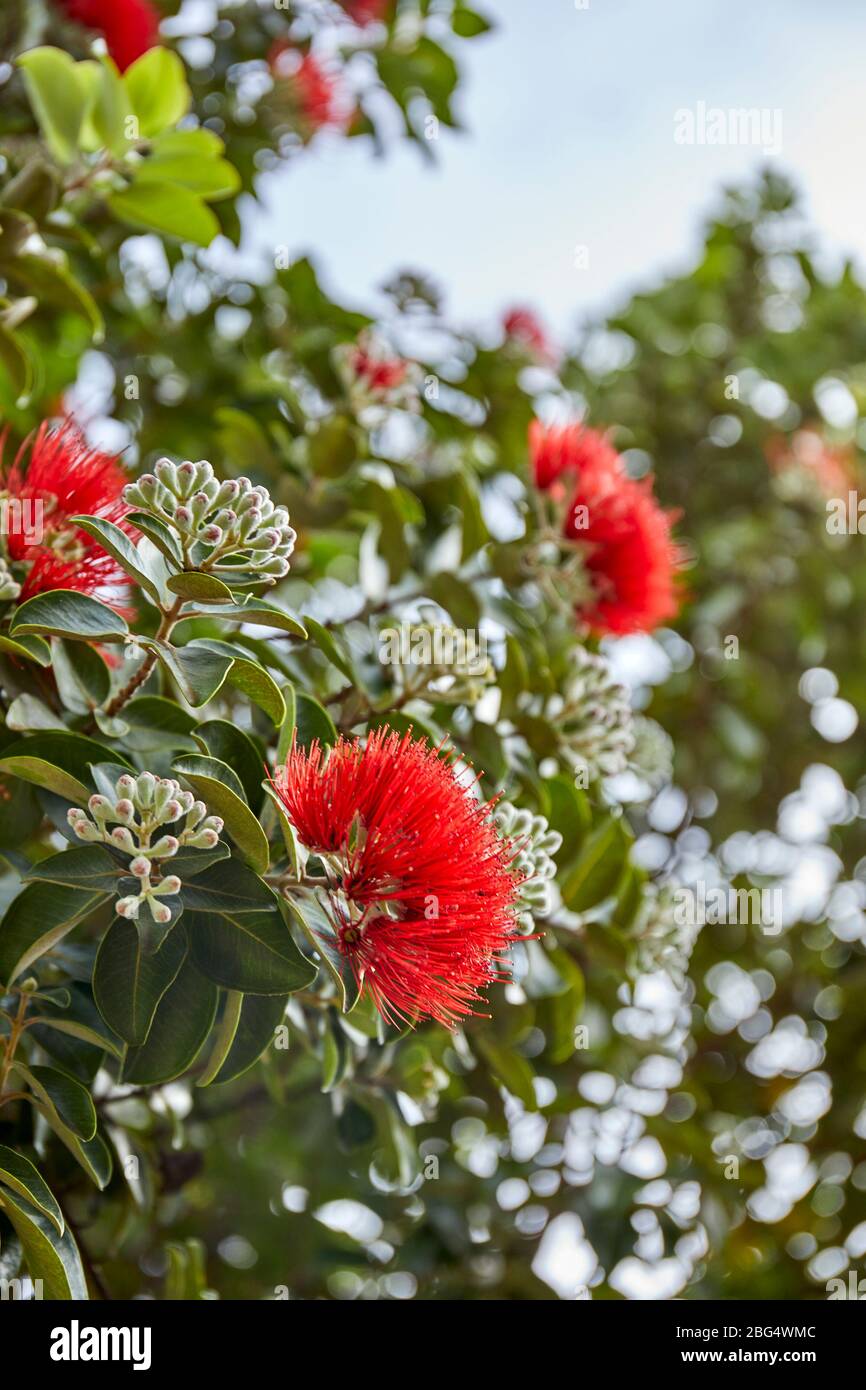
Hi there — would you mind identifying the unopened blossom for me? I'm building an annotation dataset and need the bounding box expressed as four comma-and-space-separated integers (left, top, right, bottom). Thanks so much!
68, 772, 223, 922
123, 458, 296, 585
272, 729, 523, 1027
1, 420, 131, 601
491, 801, 561, 932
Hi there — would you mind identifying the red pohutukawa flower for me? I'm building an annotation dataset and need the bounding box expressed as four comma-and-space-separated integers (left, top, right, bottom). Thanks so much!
56, 0, 160, 72
531, 420, 684, 635
2, 421, 131, 601
269, 44, 351, 136
341, 0, 390, 24
503, 306, 556, 365
272, 729, 522, 1027
530, 420, 621, 492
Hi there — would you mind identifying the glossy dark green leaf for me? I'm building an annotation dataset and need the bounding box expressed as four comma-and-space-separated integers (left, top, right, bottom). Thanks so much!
0, 1187, 86, 1300
122, 957, 219, 1085
173, 753, 269, 873
10, 589, 128, 642
187, 900, 316, 995
0, 881, 106, 986
92, 918, 187, 1045
0, 1145, 64, 1235
12, 1062, 97, 1140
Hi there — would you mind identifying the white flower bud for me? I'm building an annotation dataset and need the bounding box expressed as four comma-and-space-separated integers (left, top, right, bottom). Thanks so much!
116, 896, 141, 919
130, 855, 152, 878
151, 874, 182, 897
111, 827, 137, 854
150, 835, 179, 859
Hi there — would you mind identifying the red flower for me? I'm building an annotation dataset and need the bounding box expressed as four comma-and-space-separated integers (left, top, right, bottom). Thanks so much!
530, 420, 621, 492
348, 343, 408, 394
56, 0, 160, 73
272, 729, 522, 1027
341, 0, 390, 23
269, 44, 350, 136
503, 306, 555, 364
564, 465, 682, 636
2, 421, 131, 601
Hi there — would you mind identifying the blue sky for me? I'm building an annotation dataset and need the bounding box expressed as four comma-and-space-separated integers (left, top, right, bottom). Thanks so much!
244, 0, 866, 342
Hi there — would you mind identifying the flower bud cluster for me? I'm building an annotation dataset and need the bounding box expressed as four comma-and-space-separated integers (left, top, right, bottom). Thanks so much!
68, 772, 224, 924
123, 458, 296, 584
0, 556, 21, 602
550, 645, 636, 781
493, 800, 562, 931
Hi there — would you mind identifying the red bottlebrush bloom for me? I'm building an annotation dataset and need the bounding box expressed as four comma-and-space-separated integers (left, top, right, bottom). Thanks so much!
56, 0, 160, 72
503, 306, 556, 364
348, 342, 408, 394
2, 421, 131, 601
530, 420, 622, 492
271, 729, 522, 1027
564, 466, 682, 636
269, 43, 351, 136
341, 0, 390, 24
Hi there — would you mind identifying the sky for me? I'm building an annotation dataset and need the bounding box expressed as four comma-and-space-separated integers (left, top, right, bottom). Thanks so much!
246, 0, 866, 343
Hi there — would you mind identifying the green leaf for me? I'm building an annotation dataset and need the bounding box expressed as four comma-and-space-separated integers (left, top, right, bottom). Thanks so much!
0, 321, 34, 403
10, 589, 128, 642
190, 640, 286, 724
84, 55, 134, 156
452, 6, 493, 37
0, 755, 89, 803
0, 1145, 64, 1236
0, 730, 132, 800
107, 182, 219, 248
92, 918, 187, 1046
5, 253, 103, 339
12, 1062, 97, 1140
167, 571, 235, 604
187, 902, 317, 995
292, 892, 358, 1011
0, 881, 106, 986
474, 1034, 537, 1110
6, 694, 66, 732
304, 617, 357, 683
70, 516, 162, 605
0, 633, 51, 665
51, 639, 111, 715
24, 844, 123, 894
135, 153, 240, 200
178, 858, 278, 913
124, 510, 183, 566
294, 691, 337, 749
122, 957, 218, 1085
173, 753, 269, 873
149, 639, 233, 706
30, 1013, 122, 1062
0, 1187, 87, 1299
199, 992, 287, 1087
276, 683, 297, 763
16, 47, 90, 165
124, 47, 190, 137
196, 596, 307, 637
561, 815, 630, 913
194, 720, 264, 812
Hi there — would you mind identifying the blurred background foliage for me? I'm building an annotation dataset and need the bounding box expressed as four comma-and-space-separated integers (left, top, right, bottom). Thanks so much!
0, 2, 864, 1302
